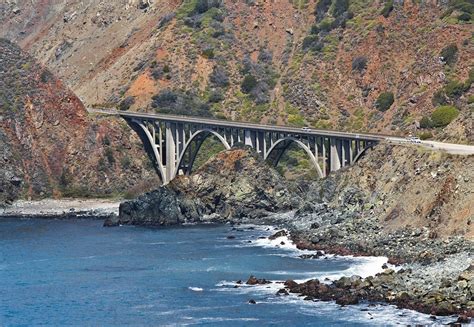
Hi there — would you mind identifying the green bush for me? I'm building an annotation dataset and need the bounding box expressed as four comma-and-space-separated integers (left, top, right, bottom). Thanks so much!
440, 44, 458, 66
105, 148, 115, 165
352, 56, 368, 72
194, 0, 221, 14
418, 131, 433, 140
467, 67, 474, 86
431, 105, 459, 127
468, 95, 474, 104
332, 0, 349, 17
381, 0, 394, 18
208, 89, 224, 103
419, 116, 433, 129
444, 80, 466, 98
201, 47, 215, 59
457, 12, 471, 21
375, 92, 395, 111
241, 74, 258, 94
120, 156, 131, 169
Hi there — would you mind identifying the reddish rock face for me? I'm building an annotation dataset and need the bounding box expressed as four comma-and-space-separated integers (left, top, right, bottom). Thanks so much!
1, 1, 471, 143
0, 39, 158, 203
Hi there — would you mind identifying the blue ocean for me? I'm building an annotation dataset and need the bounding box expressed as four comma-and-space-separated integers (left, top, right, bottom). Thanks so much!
0, 219, 452, 326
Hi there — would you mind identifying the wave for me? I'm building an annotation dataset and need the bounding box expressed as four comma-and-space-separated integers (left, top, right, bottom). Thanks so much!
233, 225, 388, 281
188, 287, 204, 292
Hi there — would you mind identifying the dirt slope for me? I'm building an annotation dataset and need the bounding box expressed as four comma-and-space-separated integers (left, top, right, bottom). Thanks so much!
0, 38, 158, 205
1, 0, 471, 142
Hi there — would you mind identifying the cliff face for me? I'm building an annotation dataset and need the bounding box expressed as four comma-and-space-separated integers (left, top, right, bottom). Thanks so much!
0, 39, 158, 205
1, 0, 472, 142
113, 143, 473, 241
306, 143, 474, 239
114, 148, 301, 226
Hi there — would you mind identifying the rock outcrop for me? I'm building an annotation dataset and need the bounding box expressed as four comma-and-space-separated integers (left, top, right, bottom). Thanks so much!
279, 258, 473, 317
109, 148, 301, 226
0, 38, 158, 205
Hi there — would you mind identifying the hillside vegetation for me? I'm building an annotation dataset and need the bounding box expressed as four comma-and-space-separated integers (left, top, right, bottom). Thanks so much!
1, 0, 471, 143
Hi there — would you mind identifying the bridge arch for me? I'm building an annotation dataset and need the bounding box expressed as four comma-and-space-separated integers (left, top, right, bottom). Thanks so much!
352, 142, 375, 163
130, 119, 167, 182
264, 137, 324, 179
174, 129, 231, 178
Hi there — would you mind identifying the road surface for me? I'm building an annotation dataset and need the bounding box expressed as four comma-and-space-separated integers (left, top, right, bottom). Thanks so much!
89, 108, 474, 155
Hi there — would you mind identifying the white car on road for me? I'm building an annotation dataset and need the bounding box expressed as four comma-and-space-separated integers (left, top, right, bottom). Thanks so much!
406, 136, 422, 144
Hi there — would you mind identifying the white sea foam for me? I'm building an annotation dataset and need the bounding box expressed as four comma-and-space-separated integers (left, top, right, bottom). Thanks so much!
212, 225, 457, 325
234, 225, 388, 281
188, 287, 204, 292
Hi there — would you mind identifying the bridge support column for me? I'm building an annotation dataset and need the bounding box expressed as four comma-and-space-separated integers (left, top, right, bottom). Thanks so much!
165, 123, 176, 184
342, 140, 351, 167
330, 138, 342, 172
244, 130, 254, 147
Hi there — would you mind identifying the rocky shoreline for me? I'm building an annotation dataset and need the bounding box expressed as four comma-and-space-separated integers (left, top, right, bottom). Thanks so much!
104, 145, 473, 320
0, 199, 119, 220
242, 229, 473, 321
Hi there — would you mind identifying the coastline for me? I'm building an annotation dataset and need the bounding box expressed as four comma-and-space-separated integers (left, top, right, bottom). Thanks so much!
0, 199, 120, 220
1, 203, 472, 322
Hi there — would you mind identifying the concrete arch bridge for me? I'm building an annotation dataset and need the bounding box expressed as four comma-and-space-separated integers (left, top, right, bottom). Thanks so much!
91, 109, 383, 184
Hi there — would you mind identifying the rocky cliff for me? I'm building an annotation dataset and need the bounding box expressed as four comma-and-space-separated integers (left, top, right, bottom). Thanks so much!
0, 38, 159, 205
111, 147, 302, 226
1, 0, 472, 142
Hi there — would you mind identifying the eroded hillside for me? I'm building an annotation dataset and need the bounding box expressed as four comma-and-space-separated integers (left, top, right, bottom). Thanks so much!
0, 38, 159, 204
1, 1, 472, 141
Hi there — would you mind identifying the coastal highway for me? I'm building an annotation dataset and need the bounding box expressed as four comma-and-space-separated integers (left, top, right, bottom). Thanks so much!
89, 108, 474, 155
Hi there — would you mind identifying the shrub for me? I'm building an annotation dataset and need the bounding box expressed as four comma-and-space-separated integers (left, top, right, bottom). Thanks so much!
40, 70, 53, 83
444, 80, 466, 98
208, 89, 224, 103
419, 116, 433, 129
151, 67, 163, 80
151, 89, 212, 117
314, 0, 332, 21
119, 96, 135, 111
120, 156, 132, 169
210, 65, 229, 87
302, 35, 323, 52
194, 0, 221, 15
431, 105, 459, 127
352, 56, 368, 72
467, 67, 474, 86
151, 90, 178, 108
457, 12, 471, 21
201, 47, 215, 59
318, 18, 333, 32
241, 74, 258, 94
375, 92, 395, 111
332, 0, 349, 17
440, 44, 458, 66
158, 12, 176, 28
418, 131, 433, 140
102, 136, 111, 146
105, 148, 115, 164
381, 0, 394, 17
432, 90, 448, 106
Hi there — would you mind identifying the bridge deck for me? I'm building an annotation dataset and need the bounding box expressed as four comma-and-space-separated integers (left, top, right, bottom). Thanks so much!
89, 108, 390, 142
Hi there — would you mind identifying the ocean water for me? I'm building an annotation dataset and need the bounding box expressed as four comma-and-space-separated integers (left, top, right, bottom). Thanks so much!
0, 219, 455, 326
